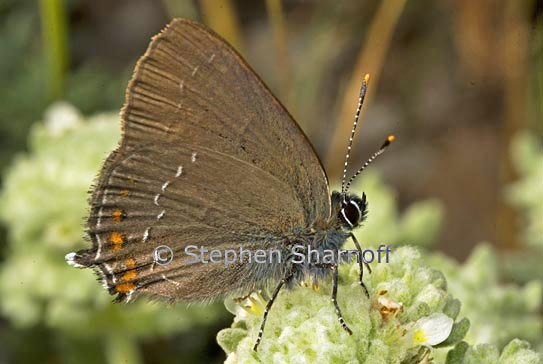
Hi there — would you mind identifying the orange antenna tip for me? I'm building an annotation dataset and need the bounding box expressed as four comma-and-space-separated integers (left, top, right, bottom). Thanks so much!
345, 134, 396, 192
364, 74, 371, 83
380, 135, 395, 149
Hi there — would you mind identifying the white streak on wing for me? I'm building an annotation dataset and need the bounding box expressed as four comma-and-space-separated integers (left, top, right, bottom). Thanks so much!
125, 290, 135, 302
103, 263, 116, 283
154, 194, 160, 206
95, 206, 106, 260
176, 166, 183, 177
157, 210, 165, 220
191, 152, 197, 163
162, 274, 181, 287
143, 227, 151, 242
191, 66, 199, 77
161, 181, 170, 192
208, 54, 216, 63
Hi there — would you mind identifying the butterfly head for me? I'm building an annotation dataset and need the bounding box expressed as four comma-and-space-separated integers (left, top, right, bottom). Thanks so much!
331, 191, 368, 230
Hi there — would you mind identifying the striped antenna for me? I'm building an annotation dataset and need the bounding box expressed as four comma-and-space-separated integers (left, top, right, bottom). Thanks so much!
341, 74, 371, 195
344, 135, 395, 193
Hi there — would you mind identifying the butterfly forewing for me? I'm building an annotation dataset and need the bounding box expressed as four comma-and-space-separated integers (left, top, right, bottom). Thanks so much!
78, 19, 330, 302
121, 19, 329, 222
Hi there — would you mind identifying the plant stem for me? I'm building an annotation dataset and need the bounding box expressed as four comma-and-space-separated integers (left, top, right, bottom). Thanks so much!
104, 333, 142, 364
39, 0, 69, 101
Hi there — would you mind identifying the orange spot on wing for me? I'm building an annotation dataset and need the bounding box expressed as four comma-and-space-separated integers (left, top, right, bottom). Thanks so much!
110, 232, 124, 251
120, 190, 129, 197
125, 258, 136, 269
121, 270, 137, 281
112, 209, 125, 223
115, 282, 136, 293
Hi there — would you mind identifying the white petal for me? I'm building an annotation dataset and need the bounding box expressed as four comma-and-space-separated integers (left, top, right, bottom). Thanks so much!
413, 313, 454, 346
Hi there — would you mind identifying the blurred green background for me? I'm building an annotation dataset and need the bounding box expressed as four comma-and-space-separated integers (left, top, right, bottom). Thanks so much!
0, 0, 541, 363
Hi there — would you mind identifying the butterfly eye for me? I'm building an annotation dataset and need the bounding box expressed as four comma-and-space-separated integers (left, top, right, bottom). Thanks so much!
340, 200, 362, 228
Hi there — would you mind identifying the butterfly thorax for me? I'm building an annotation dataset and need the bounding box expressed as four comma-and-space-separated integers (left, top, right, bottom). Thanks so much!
273, 190, 368, 288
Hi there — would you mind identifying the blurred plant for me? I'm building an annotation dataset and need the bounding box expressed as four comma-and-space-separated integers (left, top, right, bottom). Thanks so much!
39, 0, 69, 100
446, 339, 543, 364
429, 246, 542, 350
501, 130, 543, 289
0, 103, 224, 364
344, 173, 444, 250
0, 0, 128, 173
199, 0, 244, 53
506, 131, 543, 251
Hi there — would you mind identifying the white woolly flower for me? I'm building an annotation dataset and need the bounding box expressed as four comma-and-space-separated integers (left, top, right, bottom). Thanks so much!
44, 102, 82, 136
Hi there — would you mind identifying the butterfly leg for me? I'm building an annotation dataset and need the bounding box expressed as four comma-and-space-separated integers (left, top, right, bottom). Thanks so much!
253, 272, 293, 351
314, 262, 353, 335
350, 233, 371, 298
331, 263, 353, 335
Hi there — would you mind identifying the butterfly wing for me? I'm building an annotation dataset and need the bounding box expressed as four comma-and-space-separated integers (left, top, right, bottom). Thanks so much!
122, 19, 329, 221
72, 19, 330, 302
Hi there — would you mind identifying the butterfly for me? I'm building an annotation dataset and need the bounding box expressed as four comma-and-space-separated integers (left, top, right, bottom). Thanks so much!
66, 18, 394, 351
